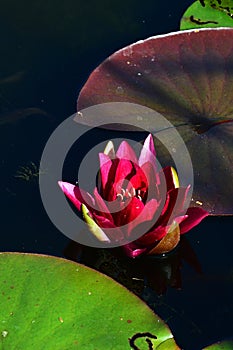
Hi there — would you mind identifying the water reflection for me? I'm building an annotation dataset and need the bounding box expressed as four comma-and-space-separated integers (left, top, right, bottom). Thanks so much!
64, 236, 202, 296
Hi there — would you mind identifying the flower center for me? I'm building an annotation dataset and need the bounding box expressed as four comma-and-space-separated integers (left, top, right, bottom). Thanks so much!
116, 187, 143, 202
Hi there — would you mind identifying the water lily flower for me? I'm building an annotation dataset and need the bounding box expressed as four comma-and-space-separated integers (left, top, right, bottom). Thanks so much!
58, 134, 208, 258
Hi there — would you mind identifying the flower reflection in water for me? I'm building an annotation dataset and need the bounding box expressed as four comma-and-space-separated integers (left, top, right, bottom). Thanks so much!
64, 236, 202, 296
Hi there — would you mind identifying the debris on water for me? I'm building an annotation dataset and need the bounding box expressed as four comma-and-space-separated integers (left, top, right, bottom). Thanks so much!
116, 86, 124, 94
76, 111, 83, 118
1, 330, 8, 338
0, 71, 25, 85
0, 107, 51, 127
15, 162, 46, 182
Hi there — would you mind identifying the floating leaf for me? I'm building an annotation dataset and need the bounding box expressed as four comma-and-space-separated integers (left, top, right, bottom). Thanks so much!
0, 252, 179, 349
180, 0, 233, 30
203, 339, 233, 349
77, 28, 233, 214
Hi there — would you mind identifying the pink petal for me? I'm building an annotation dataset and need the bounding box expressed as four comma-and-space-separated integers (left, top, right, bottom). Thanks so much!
99, 152, 111, 168
58, 181, 81, 210
179, 207, 209, 234
174, 215, 188, 225
116, 141, 138, 164
141, 161, 159, 199
98, 153, 112, 194
122, 244, 147, 258
138, 134, 156, 170
58, 181, 95, 212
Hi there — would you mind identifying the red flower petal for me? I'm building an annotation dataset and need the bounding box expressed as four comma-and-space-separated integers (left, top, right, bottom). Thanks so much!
141, 161, 159, 200
98, 153, 111, 186
113, 197, 144, 228
92, 212, 125, 242
127, 165, 148, 196
135, 224, 168, 245
136, 214, 187, 247
101, 159, 120, 200
127, 198, 160, 239
160, 186, 190, 226
179, 207, 209, 234
93, 187, 114, 222
111, 159, 134, 199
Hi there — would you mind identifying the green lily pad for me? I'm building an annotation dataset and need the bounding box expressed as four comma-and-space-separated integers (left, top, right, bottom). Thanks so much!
203, 340, 233, 349
180, 0, 233, 30
0, 252, 179, 349
76, 28, 233, 214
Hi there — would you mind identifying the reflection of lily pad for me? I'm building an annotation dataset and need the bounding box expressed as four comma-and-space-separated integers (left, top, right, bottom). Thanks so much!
180, 0, 233, 30
77, 28, 233, 214
0, 253, 179, 349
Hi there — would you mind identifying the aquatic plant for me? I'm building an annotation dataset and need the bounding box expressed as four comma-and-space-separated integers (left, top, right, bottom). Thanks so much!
59, 134, 208, 257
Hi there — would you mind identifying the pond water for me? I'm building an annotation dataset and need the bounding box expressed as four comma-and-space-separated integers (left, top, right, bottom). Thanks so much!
1, 1, 232, 349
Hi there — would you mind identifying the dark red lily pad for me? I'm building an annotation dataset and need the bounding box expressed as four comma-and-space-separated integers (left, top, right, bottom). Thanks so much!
77, 28, 233, 214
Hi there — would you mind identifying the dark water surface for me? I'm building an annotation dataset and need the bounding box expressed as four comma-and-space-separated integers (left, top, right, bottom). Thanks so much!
1, 1, 232, 349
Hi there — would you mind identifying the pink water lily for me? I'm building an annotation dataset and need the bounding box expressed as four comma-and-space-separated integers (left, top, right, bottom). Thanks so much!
58, 134, 208, 258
